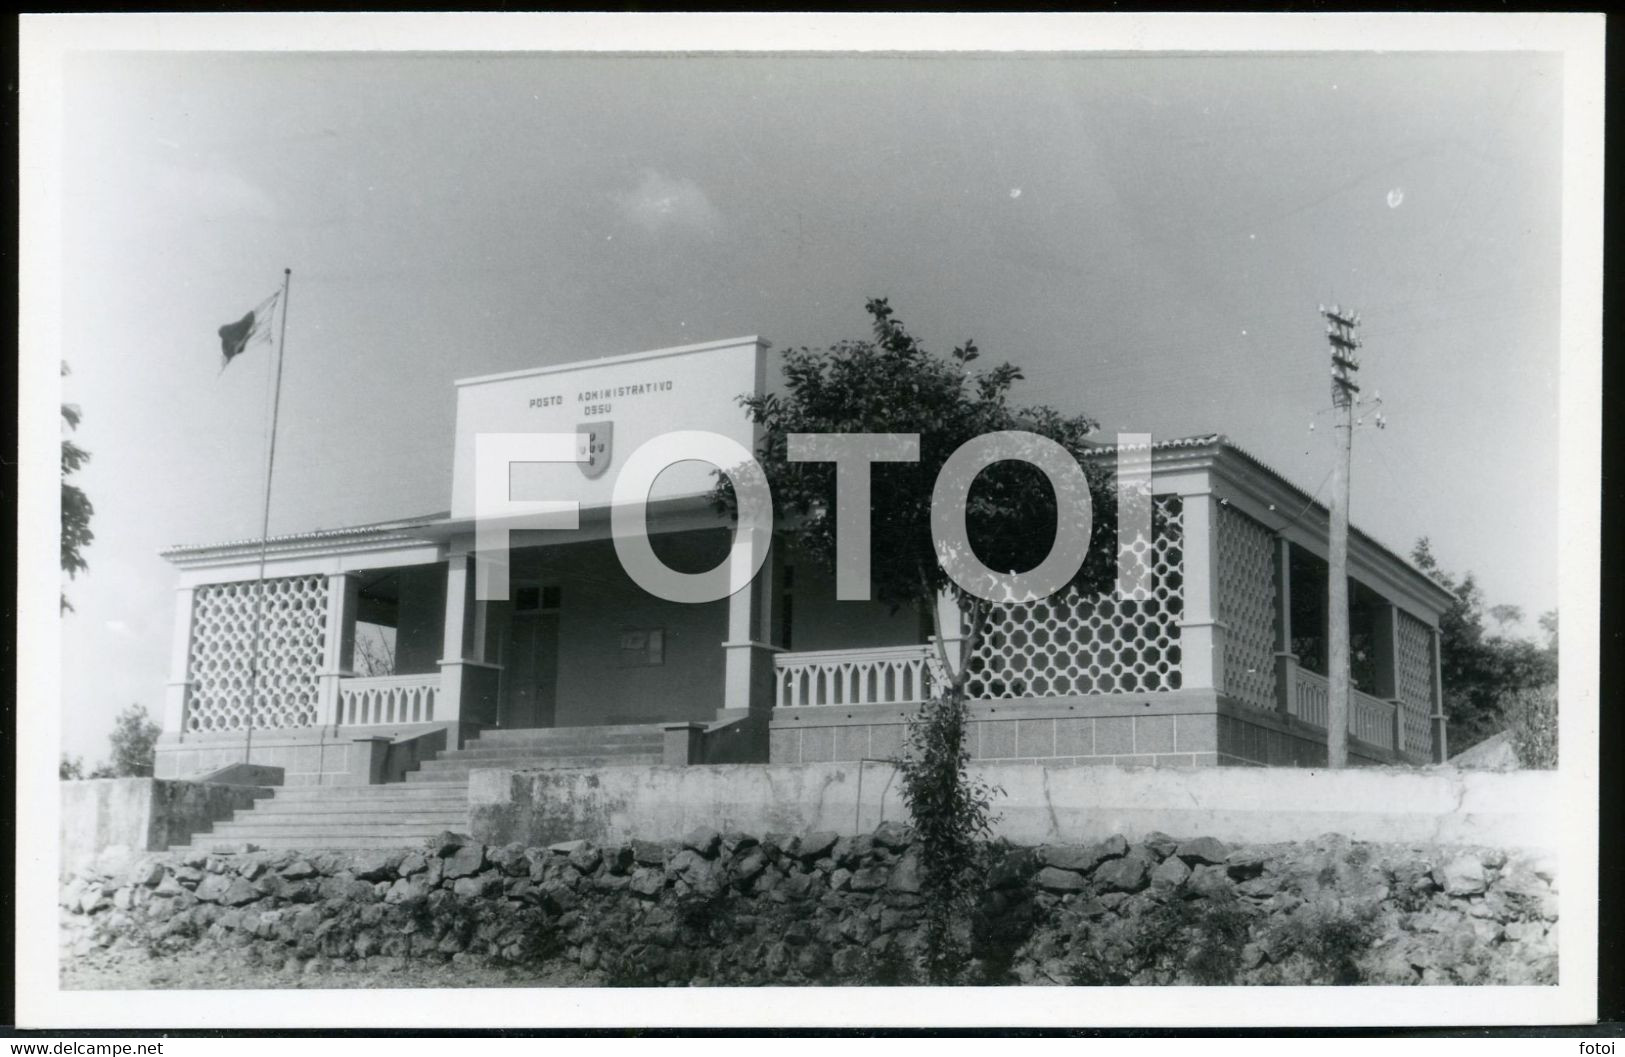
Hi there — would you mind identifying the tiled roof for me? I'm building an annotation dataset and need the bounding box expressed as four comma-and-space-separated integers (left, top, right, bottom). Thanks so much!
160, 512, 448, 558
1078, 432, 1225, 455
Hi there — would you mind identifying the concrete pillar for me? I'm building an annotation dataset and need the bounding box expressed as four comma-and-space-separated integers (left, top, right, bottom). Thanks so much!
930, 589, 965, 693
722, 538, 778, 714
1371, 599, 1403, 754
1430, 625, 1449, 763
663, 722, 707, 765
1178, 491, 1225, 692
438, 551, 475, 724
317, 572, 361, 729
161, 586, 197, 735
1272, 536, 1297, 716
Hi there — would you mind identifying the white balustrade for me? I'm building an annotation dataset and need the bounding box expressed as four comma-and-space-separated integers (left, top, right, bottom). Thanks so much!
339, 673, 440, 726
1350, 688, 1398, 751
1292, 669, 1330, 729
1288, 669, 1396, 750
774, 645, 938, 709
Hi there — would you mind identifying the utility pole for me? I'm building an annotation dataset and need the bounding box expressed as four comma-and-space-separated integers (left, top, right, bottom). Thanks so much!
1322, 304, 1360, 768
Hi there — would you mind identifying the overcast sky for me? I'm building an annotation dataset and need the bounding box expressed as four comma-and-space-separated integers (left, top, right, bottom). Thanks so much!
56, 49, 1562, 762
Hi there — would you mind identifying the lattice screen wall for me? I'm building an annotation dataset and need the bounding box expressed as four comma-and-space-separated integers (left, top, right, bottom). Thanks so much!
185, 575, 329, 732
1395, 611, 1436, 756
1215, 504, 1278, 712
966, 495, 1183, 699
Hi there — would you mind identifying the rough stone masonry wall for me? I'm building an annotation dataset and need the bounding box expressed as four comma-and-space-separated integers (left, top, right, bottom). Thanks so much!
60, 826, 1558, 987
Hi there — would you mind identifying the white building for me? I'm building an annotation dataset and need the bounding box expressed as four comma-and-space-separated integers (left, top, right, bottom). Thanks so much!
155, 336, 1455, 787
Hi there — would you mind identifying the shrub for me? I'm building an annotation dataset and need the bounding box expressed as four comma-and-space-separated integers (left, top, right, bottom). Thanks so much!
1507, 683, 1558, 769
1266, 903, 1379, 984
1063, 898, 1254, 986
896, 692, 1001, 983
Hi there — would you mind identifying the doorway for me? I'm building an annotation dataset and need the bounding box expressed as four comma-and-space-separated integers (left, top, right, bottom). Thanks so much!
498, 582, 560, 728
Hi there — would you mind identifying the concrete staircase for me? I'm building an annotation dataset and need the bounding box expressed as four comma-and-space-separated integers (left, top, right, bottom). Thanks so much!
405, 723, 665, 782
167, 724, 667, 851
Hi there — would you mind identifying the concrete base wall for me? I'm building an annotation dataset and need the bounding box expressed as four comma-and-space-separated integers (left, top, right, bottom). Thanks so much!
1218, 706, 1400, 767
767, 692, 1412, 770
467, 760, 1558, 852
59, 778, 270, 876
154, 723, 458, 786
769, 691, 1220, 768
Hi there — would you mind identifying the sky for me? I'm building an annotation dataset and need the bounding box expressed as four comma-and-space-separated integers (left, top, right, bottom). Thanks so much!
54, 48, 1564, 764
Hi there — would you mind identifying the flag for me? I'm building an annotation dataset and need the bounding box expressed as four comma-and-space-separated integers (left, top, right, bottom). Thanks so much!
218, 291, 281, 368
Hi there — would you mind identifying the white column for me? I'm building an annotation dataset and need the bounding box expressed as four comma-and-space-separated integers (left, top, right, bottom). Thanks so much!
1178, 491, 1225, 691
932, 589, 965, 683
317, 572, 360, 729
1272, 536, 1297, 716
722, 537, 778, 713
1371, 599, 1403, 754
161, 586, 197, 734
437, 551, 474, 724
1430, 625, 1448, 762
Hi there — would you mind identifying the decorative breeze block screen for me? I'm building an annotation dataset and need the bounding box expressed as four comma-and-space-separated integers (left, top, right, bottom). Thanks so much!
1215, 503, 1278, 712
185, 575, 328, 732
1395, 611, 1436, 756
967, 494, 1183, 699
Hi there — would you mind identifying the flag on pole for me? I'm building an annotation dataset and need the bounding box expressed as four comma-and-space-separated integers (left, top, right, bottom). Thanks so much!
217, 291, 282, 368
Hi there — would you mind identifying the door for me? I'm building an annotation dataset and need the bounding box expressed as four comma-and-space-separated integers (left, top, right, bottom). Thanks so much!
499, 584, 560, 728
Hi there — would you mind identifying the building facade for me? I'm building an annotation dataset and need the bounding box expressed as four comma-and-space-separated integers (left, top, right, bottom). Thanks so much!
154, 336, 1455, 785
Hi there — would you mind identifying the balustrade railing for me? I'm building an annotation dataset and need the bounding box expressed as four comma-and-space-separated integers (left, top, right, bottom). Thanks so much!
339, 673, 440, 726
774, 645, 938, 709
1350, 688, 1398, 751
1291, 669, 1330, 729
1287, 669, 1396, 751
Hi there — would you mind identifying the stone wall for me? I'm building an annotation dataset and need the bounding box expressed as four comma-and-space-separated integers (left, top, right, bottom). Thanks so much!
467, 760, 1559, 852
155, 723, 453, 786
59, 779, 271, 877
59, 826, 1558, 986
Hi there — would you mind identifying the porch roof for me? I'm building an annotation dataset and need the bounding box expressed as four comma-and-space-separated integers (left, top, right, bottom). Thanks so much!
159, 512, 450, 567
157, 433, 1456, 615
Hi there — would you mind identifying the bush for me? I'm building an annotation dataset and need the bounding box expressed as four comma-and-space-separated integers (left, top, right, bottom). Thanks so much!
1265, 903, 1379, 984
1507, 683, 1558, 769
896, 692, 1001, 983
1063, 898, 1254, 986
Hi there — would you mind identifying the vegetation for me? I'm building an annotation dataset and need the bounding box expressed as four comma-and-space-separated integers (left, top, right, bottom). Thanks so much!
59, 704, 161, 779
1269, 903, 1380, 985
61, 363, 95, 613
899, 694, 1001, 980
1063, 898, 1255, 986
1410, 538, 1557, 755
716, 299, 1118, 981
1507, 684, 1558, 769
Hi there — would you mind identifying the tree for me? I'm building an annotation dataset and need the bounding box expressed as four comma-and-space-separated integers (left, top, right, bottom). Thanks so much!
715, 298, 1119, 979
59, 755, 85, 780
102, 704, 161, 778
353, 624, 397, 677
61, 363, 95, 613
1411, 538, 1557, 754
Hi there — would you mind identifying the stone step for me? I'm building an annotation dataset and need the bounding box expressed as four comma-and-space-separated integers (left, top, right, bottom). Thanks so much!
473, 723, 667, 744
210, 811, 467, 830
439, 743, 662, 761
243, 793, 468, 809
407, 754, 663, 779
267, 781, 468, 800
204, 820, 464, 839
168, 836, 440, 851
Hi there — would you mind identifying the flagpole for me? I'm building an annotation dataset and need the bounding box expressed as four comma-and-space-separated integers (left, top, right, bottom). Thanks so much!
244, 268, 292, 764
